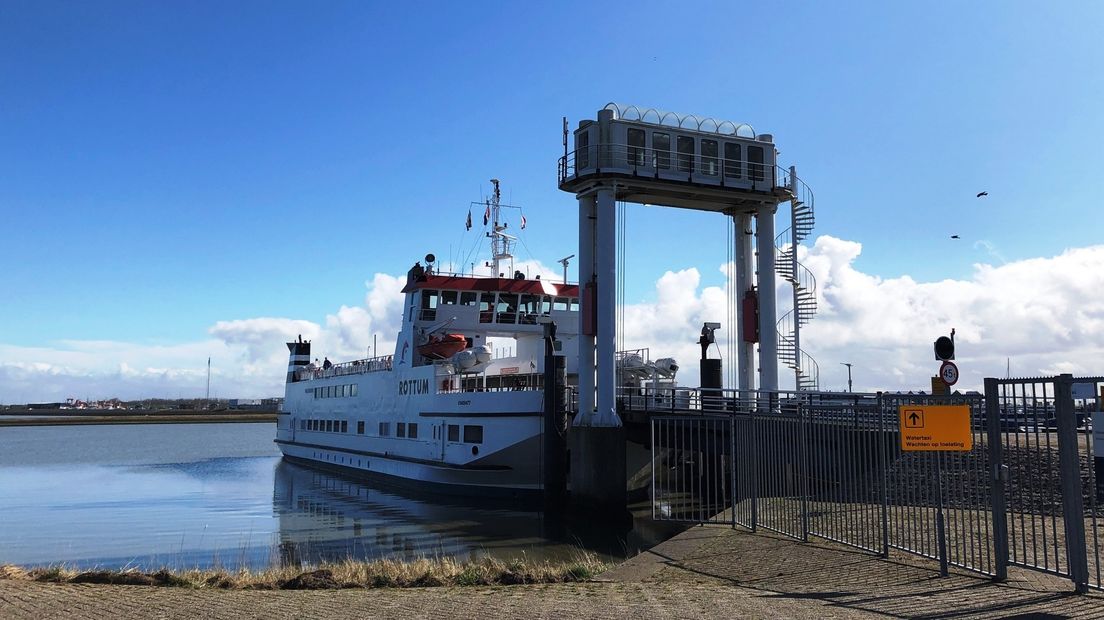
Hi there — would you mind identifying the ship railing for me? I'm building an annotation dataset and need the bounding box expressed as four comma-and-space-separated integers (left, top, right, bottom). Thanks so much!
409, 267, 577, 285
558, 144, 793, 193
297, 355, 394, 381
438, 372, 546, 394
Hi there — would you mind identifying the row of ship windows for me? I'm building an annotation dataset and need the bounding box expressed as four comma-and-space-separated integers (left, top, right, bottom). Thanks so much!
298, 418, 483, 444
418, 291, 579, 324
314, 384, 358, 399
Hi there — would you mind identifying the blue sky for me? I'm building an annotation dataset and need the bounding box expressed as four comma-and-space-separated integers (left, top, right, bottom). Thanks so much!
2, 1, 1103, 399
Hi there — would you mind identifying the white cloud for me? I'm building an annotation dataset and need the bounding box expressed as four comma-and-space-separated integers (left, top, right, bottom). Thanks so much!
0, 274, 408, 403
616, 237, 1104, 393
3, 241, 1103, 402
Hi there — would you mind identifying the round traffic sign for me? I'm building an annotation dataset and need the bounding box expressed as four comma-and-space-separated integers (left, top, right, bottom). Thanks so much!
939, 360, 959, 386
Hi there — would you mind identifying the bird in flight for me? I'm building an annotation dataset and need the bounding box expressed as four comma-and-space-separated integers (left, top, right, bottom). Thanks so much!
951, 235, 960, 239
976, 191, 988, 198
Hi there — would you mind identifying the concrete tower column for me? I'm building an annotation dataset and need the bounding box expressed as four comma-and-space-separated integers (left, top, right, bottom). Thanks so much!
569, 185, 626, 518
594, 187, 620, 426
756, 205, 779, 393
574, 193, 596, 424
734, 212, 756, 396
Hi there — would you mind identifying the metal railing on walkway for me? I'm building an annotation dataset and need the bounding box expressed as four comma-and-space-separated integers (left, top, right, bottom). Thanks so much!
647, 375, 1102, 593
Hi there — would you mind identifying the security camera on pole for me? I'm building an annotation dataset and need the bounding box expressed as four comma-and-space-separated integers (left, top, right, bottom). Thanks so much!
933, 329, 958, 391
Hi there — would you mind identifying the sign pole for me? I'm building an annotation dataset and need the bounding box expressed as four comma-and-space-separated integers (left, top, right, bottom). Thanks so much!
935, 451, 949, 577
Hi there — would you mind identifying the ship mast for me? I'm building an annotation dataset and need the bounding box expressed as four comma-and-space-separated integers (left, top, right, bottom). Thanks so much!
486, 178, 515, 277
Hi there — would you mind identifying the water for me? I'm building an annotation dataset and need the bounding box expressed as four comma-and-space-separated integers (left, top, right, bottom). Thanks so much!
0, 423, 680, 570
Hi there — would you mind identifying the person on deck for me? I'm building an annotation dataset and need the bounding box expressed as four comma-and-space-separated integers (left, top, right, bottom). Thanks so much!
322, 357, 332, 370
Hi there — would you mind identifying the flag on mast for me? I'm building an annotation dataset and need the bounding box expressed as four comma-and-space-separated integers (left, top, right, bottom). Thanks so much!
483, 202, 490, 226
465, 209, 472, 231
520, 214, 527, 230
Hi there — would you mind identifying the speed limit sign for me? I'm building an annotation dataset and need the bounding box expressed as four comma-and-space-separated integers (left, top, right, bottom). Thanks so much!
939, 360, 959, 386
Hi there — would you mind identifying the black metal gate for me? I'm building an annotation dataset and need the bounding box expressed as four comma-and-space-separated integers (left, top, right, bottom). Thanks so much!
646, 375, 1102, 592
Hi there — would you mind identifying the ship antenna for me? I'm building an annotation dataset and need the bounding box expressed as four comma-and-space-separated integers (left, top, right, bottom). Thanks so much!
488, 178, 515, 277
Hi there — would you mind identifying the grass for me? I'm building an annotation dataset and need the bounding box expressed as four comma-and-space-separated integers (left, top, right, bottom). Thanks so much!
0, 553, 609, 590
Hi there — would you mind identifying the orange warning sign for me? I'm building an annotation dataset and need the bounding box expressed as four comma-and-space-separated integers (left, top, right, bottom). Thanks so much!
899, 405, 972, 451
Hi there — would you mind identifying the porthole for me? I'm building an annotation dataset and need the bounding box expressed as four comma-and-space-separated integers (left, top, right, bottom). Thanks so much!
471, 446, 479, 456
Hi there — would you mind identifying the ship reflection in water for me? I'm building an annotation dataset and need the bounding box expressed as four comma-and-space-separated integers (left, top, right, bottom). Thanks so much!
272, 461, 682, 566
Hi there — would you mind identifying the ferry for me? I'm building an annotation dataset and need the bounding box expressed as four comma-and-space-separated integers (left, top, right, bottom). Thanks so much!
275, 180, 678, 499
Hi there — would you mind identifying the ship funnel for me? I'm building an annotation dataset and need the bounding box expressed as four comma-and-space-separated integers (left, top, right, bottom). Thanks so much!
286, 335, 311, 383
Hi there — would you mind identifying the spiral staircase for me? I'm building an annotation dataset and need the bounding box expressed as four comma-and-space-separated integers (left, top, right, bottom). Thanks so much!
775, 170, 820, 391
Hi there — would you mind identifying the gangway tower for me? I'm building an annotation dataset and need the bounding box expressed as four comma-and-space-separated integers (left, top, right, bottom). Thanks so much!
558, 103, 819, 511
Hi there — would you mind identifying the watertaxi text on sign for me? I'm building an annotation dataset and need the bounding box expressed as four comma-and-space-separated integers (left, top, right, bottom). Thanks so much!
898, 405, 972, 451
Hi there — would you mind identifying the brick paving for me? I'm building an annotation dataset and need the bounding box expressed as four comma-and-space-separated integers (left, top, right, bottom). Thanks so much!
3, 526, 1102, 619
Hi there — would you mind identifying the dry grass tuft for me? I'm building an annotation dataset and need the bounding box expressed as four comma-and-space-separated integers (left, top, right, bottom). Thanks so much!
0, 552, 608, 590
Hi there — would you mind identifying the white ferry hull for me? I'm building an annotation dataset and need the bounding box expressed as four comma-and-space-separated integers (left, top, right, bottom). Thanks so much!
276, 363, 548, 501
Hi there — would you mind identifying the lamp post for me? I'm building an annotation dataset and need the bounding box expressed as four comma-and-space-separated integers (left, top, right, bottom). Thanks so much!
840, 362, 853, 392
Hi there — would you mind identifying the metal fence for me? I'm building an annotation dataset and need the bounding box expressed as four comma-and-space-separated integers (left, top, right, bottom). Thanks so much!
647, 374, 1102, 593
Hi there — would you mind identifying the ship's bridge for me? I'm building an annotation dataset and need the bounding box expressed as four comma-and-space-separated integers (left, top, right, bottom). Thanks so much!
402, 274, 580, 331
559, 102, 793, 211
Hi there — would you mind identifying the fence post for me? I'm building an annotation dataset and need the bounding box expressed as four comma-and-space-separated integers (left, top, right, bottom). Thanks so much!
877, 392, 890, 558
750, 414, 758, 532
1055, 374, 1089, 593
730, 415, 737, 529
983, 377, 1009, 582
799, 401, 810, 542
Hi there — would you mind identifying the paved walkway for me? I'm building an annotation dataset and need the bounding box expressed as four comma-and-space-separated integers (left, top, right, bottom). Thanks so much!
2, 527, 1101, 619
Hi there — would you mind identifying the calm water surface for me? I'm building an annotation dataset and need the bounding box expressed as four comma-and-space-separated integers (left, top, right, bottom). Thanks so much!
0, 423, 679, 570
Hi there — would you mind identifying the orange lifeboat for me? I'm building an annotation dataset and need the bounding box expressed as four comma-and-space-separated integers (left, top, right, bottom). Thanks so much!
417, 333, 468, 360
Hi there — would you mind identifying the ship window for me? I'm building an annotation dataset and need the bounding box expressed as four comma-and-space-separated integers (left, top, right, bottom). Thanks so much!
341, 420, 348, 433
478, 293, 494, 323
577, 131, 590, 169
408, 423, 418, 439
553, 297, 569, 311
379, 422, 390, 436
357, 421, 364, 435
440, 290, 458, 305
324, 420, 331, 432
314, 387, 321, 398
338, 385, 345, 398
350, 384, 358, 397
748, 145, 764, 181
463, 425, 484, 444
447, 424, 460, 442
299, 420, 305, 430
519, 294, 539, 324
496, 293, 518, 324
421, 291, 438, 321
652, 132, 671, 169
540, 296, 552, 314
397, 422, 406, 438
724, 143, 741, 178
627, 128, 645, 166
569, 298, 578, 310
460, 292, 478, 306
701, 139, 718, 176
677, 136, 695, 173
